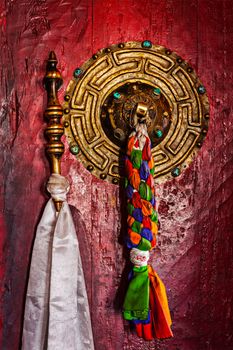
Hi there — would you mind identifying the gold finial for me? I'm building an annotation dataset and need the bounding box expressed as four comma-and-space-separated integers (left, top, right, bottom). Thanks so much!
43, 51, 64, 211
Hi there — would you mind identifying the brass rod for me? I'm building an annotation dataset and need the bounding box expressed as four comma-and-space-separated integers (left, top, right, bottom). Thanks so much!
43, 51, 64, 212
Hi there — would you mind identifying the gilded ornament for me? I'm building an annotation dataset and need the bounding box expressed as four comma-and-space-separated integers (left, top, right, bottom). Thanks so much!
44, 51, 64, 211
63, 41, 209, 184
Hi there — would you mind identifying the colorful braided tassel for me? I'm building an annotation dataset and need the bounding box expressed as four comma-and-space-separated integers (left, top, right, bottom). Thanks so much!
123, 123, 173, 340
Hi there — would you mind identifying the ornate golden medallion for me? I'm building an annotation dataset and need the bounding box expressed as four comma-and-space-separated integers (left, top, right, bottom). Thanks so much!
63, 41, 209, 184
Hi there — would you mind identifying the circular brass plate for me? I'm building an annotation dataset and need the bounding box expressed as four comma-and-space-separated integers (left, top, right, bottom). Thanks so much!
63, 41, 209, 184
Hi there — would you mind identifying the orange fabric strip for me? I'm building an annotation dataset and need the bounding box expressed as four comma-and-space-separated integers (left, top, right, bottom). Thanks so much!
151, 222, 158, 235
127, 136, 136, 156
129, 169, 141, 190
148, 265, 173, 339
141, 199, 153, 216
129, 231, 141, 245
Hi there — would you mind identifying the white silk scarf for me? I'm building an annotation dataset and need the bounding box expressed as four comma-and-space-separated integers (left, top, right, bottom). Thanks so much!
22, 175, 95, 350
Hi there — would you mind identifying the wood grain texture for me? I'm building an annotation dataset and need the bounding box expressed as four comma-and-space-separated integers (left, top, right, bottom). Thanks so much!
1, 0, 233, 349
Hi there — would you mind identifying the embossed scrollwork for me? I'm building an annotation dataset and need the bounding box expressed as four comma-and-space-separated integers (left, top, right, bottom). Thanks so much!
63, 41, 209, 184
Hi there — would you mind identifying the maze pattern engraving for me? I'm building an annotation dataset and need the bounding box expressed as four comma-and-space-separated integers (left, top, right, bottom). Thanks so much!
64, 42, 209, 184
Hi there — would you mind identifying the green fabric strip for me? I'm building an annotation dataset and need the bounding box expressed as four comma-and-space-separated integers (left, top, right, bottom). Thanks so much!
137, 237, 151, 251
150, 167, 155, 176
139, 182, 152, 201
151, 209, 158, 223
130, 149, 142, 169
123, 266, 149, 321
131, 220, 141, 233
127, 202, 135, 216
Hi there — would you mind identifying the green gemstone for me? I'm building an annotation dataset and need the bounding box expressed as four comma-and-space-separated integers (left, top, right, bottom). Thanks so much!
171, 167, 180, 177
70, 145, 79, 155
142, 40, 152, 48
113, 91, 121, 99
197, 85, 206, 94
73, 68, 82, 78
155, 129, 163, 138
153, 87, 161, 95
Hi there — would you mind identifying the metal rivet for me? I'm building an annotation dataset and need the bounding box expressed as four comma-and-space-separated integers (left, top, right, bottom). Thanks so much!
171, 167, 181, 177
204, 114, 210, 119
105, 48, 111, 53
118, 43, 124, 48
64, 95, 70, 101
92, 54, 98, 59
100, 173, 107, 179
114, 128, 125, 141
64, 108, 70, 114
112, 178, 119, 184
198, 85, 206, 94
165, 49, 172, 55
73, 68, 82, 78
142, 40, 152, 48
197, 142, 202, 148
87, 165, 94, 171
70, 144, 79, 155
187, 67, 193, 73
177, 57, 182, 64
63, 121, 69, 128
202, 129, 208, 135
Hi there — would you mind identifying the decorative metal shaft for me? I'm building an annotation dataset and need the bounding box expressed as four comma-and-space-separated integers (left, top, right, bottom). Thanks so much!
44, 51, 64, 211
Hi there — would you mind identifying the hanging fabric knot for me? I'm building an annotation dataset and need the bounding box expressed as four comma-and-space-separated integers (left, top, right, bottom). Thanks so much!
22, 172, 95, 350
130, 248, 150, 267
47, 173, 70, 201
123, 112, 173, 341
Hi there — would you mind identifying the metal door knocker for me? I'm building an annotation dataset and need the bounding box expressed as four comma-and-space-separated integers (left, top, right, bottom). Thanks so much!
63, 41, 209, 183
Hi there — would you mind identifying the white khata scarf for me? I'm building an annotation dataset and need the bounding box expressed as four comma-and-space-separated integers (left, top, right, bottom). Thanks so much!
22, 174, 95, 350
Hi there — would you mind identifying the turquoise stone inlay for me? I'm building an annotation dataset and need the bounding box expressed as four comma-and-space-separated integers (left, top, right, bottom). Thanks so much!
155, 129, 163, 138
142, 40, 152, 48
73, 68, 82, 78
197, 85, 206, 94
153, 87, 161, 96
113, 91, 121, 99
171, 167, 181, 177
70, 145, 79, 155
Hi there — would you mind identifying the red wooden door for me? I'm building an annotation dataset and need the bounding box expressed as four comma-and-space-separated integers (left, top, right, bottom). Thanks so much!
1, 1, 233, 349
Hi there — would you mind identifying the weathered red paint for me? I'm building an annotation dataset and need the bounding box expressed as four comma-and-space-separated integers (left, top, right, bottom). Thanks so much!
1, 1, 233, 349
